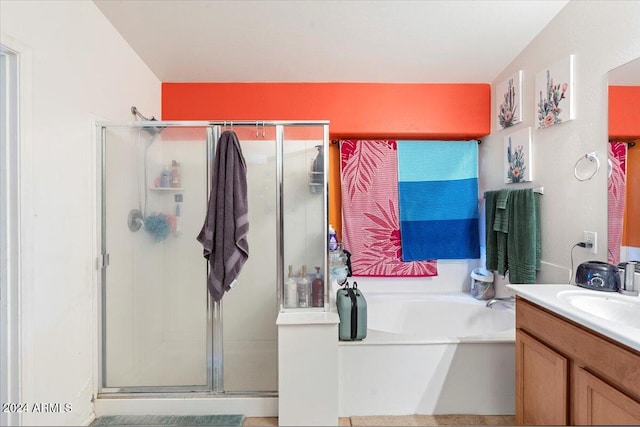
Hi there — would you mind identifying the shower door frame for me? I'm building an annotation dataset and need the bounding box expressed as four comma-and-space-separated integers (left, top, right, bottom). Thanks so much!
96, 120, 329, 396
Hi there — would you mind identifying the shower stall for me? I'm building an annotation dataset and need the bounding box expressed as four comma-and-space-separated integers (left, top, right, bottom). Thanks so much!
96, 120, 329, 403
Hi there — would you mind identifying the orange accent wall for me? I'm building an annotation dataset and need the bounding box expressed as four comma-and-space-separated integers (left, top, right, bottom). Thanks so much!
162, 82, 490, 237
609, 86, 640, 139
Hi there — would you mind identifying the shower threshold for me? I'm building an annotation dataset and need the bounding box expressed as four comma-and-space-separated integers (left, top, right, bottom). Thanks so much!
97, 391, 277, 399
94, 392, 278, 418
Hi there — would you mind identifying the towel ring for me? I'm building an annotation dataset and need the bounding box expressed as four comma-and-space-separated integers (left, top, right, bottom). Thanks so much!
573, 151, 600, 181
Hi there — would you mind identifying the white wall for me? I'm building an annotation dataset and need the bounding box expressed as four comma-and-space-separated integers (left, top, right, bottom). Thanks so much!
482, 0, 640, 285
0, 1, 160, 425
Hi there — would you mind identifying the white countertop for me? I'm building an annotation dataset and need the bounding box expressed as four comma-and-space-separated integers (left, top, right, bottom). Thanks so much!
507, 284, 640, 353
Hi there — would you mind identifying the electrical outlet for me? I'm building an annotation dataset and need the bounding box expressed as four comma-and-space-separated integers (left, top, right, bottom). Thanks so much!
584, 231, 597, 254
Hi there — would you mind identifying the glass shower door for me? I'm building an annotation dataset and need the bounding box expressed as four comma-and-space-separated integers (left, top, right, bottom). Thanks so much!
219, 123, 328, 393
220, 125, 278, 393
101, 125, 209, 391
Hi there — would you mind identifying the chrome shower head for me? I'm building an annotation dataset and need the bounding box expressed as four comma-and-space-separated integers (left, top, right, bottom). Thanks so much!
131, 106, 165, 137
142, 119, 165, 137
131, 105, 154, 121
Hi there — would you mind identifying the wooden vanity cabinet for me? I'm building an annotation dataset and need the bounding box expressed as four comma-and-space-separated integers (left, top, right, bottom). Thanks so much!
516, 329, 568, 425
576, 367, 640, 425
515, 297, 640, 425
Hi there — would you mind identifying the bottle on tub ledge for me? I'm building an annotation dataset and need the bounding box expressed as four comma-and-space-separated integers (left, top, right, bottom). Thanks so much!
297, 265, 311, 308
285, 264, 298, 308
328, 224, 338, 251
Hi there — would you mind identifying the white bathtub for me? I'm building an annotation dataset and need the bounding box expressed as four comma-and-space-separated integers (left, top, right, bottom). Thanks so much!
338, 291, 515, 417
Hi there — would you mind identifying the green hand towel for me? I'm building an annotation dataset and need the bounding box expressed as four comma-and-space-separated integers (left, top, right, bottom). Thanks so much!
485, 191, 497, 268
506, 189, 541, 284
485, 191, 508, 276
494, 189, 511, 233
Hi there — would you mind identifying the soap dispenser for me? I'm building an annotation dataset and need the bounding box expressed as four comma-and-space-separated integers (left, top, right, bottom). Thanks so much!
312, 266, 324, 307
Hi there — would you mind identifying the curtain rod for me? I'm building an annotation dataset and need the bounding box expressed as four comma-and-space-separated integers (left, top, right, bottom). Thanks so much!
331, 139, 483, 144
609, 140, 636, 148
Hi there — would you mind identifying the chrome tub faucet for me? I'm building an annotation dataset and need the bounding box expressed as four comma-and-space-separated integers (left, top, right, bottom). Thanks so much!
486, 296, 515, 308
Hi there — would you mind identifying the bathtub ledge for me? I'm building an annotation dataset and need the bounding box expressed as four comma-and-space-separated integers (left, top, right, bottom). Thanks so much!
338, 329, 515, 346
276, 311, 339, 326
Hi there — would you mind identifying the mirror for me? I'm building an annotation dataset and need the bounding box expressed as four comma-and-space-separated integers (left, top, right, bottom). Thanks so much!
608, 57, 640, 265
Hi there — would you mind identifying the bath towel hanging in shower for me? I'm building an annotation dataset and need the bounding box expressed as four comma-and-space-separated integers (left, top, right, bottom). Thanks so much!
197, 130, 249, 301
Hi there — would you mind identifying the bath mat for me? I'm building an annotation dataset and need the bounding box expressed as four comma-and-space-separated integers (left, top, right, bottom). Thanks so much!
340, 140, 437, 277
91, 414, 245, 426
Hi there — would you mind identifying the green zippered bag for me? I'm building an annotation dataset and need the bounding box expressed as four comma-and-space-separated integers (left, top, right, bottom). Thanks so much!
336, 281, 367, 341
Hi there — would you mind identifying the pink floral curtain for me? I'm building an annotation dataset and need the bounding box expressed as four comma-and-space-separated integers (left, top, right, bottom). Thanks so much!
340, 140, 438, 277
608, 142, 627, 265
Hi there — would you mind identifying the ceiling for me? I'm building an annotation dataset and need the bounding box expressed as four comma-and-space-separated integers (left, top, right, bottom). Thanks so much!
94, 0, 569, 83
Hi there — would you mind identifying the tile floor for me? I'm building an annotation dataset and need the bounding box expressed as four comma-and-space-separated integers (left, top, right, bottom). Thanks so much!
243, 415, 515, 426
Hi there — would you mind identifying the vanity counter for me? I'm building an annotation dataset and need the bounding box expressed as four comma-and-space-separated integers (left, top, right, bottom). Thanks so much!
507, 284, 640, 353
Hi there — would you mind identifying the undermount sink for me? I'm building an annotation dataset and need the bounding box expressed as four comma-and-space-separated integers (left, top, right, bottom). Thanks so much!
557, 290, 640, 328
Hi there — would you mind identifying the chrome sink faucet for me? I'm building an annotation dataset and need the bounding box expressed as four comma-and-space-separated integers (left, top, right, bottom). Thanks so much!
486, 296, 515, 308
620, 261, 638, 296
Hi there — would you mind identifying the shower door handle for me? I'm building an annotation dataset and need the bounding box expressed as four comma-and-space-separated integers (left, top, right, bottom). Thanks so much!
97, 253, 110, 270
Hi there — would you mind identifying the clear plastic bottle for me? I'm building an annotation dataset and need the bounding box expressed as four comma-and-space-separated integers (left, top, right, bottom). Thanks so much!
312, 266, 324, 307
285, 264, 297, 308
297, 265, 310, 308
329, 244, 348, 283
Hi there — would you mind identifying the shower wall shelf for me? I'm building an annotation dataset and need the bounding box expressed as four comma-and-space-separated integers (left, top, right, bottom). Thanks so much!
149, 187, 184, 191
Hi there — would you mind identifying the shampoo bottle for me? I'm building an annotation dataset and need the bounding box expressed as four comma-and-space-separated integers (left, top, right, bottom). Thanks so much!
160, 165, 171, 188
170, 160, 181, 188
297, 265, 310, 308
312, 266, 324, 307
285, 264, 297, 308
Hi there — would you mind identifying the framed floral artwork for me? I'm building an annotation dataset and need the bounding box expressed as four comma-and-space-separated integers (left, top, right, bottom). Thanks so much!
535, 55, 574, 129
496, 70, 523, 130
504, 127, 532, 183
